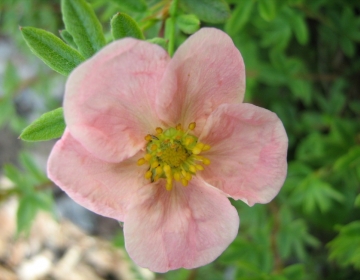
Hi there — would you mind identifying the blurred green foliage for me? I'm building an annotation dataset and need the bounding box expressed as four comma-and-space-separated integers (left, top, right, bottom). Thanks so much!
1, 0, 360, 279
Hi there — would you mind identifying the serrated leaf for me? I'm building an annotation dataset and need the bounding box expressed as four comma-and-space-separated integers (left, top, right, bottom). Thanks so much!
180, 0, 230, 24
62, 0, 106, 58
109, 0, 147, 13
225, 0, 254, 34
177, 14, 200, 34
111, 13, 144, 40
59, 29, 77, 49
19, 107, 66, 142
258, 0, 277, 21
21, 27, 84, 76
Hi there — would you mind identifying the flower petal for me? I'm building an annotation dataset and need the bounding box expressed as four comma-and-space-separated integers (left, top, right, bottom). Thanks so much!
123, 178, 239, 272
156, 28, 245, 132
199, 103, 288, 206
47, 130, 147, 221
65, 39, 170, 163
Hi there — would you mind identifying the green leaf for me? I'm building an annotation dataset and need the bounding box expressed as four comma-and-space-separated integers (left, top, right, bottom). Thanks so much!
334, 146, 360, 172
328, 221, 360, 270
59, 29, 77, 49
19, 152, 47, 182
292, 15, 308, 45
17, 195, 38, 235
258, 0, 277, 21
355, 194, 360, 208
282, 264, 308, 280
20, 27, 84, 76
340, 37, 355, 57
4, 164, 24, 188
225, 0, 254, 35
109, 0, 147, 13
19, 108, 66, 142
180, 0, 230, 24
165, 17, 176, 56
176, 14, 200, 34
3, 62, 20, 97
147, 37, 168, 50
61, 0, 106, 58
291, 175, 344, 214
111, 13, 144, 40
0, 97, 14, 127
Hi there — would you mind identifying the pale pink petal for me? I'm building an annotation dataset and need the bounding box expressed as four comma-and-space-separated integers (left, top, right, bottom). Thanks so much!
47, 130, 148, 221
65, 39, 170, 163
156, 28, 245, 133
199, 103, 288, 206
124, 178, 239, 272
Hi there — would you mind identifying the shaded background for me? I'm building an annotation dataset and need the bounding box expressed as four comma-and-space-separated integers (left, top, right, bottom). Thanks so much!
0, 0, 359, 279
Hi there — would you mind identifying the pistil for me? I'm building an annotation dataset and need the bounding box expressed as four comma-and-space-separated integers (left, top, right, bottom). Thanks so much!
137, 122, 211, 190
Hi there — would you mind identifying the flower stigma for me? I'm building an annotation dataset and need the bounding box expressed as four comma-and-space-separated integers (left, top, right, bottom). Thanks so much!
137, 122, 211, 191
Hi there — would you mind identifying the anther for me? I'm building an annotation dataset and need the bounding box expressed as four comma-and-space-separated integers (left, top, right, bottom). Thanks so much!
192, 142, 204, 155
163, 165, 171, 174
202, 144, 211, 151
145, 134, 152, 141
174, 172, 181, 181
145, 171, 152, 179
151, 161, 159, 168
156, 127, 163, 134
195, 164, 204, 170
188, 122, 196, 130
189, 165, 197, 173
137, 158, 146, 166
144, 154, 152, 161
155, 166, 163, 175
202, 158, 211, 165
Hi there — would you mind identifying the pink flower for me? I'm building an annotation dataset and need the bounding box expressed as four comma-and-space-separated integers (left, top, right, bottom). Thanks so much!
47, 28, 288, 272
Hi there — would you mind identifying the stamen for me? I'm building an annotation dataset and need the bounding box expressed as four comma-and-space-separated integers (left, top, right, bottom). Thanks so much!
145, 134, 152, 141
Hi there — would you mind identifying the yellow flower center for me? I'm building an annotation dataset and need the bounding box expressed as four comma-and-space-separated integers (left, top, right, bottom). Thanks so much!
137, 122, 211, 191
